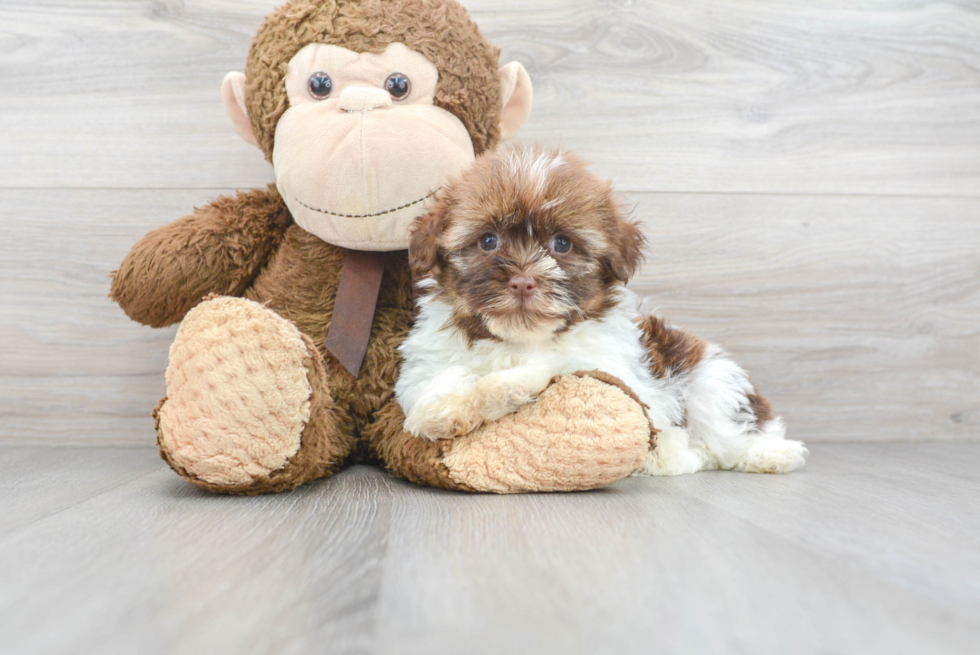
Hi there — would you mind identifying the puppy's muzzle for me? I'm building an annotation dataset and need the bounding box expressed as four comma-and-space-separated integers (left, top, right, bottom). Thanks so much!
508, 274, 537, 298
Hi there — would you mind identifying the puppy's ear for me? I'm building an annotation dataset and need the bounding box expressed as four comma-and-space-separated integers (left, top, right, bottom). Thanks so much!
604, 199, 646, 283
408, 198, 449, 280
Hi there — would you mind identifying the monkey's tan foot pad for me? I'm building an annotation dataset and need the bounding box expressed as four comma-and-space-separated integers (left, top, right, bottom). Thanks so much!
156, 296, 316, 490
441, 372, 655, 493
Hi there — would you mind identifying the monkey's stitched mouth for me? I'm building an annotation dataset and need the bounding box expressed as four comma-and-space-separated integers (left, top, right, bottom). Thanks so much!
293, 189, 438, 219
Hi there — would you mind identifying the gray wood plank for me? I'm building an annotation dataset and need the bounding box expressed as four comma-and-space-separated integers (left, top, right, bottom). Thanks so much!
0, 446, 161, 535
375, 445, 980, 655
661, 443, 980, 608
2, 189, 976, 444
1, 0, 978, 194
0, 187, 200, 444
2, 444, 976, 655
628, 192, 980, 443
0, 460, 393, 655
377, 502, 968, 655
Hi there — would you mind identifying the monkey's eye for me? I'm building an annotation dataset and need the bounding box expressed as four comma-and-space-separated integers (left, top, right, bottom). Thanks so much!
384, 73, 411, 100
551, 235, 572, 254
479, 233, 499, 251
308, 72, 333, 99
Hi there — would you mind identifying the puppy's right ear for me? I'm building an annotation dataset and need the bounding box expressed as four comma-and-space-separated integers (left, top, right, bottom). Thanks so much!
408, 199, 449, 280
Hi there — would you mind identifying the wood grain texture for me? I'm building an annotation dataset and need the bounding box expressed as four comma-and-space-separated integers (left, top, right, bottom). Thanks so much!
628, 192, 980, 441
0, 0, 979, 194
2, 189, 977, 443
0, 449, 394, 655
0, 443, 977, 654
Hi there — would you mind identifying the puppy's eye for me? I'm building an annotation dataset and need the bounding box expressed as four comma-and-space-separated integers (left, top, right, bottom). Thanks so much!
308, 72, 333, 99
551, 235, 572, 254
385, 73, 411, 100
479, 233, 499, 251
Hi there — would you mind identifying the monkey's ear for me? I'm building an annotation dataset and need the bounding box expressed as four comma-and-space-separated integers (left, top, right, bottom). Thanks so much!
221, 72, 259, 147
498, 62, 533, 141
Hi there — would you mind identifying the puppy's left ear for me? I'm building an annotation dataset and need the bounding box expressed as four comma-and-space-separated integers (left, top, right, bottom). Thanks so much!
408, 198, 449, 280
605, 199, 646, 283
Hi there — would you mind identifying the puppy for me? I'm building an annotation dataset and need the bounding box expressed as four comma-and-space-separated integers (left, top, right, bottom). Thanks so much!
395, 144, 807, 475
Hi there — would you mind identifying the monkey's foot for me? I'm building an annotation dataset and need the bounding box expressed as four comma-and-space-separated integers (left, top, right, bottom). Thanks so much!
438, 372, 654, 492
156, 296, 349, 494
368, 372, 655, 493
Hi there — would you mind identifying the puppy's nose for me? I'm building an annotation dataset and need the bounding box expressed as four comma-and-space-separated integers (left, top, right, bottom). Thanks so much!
509, 275, 537, 296
338, 87, 392, 112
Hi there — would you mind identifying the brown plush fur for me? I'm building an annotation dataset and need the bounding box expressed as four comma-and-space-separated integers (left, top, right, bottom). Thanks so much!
245, 0, 503, 161
363, 401, 476, 491
246, 228, 416, 438
110, 186, 292, 328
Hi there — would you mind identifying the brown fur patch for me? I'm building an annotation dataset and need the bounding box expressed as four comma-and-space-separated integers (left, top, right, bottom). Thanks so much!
110, 185, 292, 328
409, 145, 645, 343
245, 229, 415, 437
245, 0, 503, 161
636, 314, 708, 379
363, 400, 476, 491
748, 391, 775, 426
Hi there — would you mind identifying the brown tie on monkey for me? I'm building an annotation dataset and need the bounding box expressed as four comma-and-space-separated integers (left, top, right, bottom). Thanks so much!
109, 0, 657, 495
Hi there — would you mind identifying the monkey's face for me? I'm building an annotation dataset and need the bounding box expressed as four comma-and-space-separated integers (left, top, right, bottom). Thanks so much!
272, 43, 476, 251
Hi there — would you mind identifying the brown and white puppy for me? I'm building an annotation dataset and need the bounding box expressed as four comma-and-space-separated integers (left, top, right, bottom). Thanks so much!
408, 144, 644, 343
395, 144, 807, 475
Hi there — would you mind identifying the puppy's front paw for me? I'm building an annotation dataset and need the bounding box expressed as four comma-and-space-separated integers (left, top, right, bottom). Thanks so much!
404, 395, 485, 441
475, 376, 538, 421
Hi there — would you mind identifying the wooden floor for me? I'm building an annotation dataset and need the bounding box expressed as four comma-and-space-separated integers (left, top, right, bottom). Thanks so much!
0, 443, 977, 655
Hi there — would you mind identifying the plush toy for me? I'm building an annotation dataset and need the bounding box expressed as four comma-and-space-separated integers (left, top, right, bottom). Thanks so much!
110, 0, 656, 495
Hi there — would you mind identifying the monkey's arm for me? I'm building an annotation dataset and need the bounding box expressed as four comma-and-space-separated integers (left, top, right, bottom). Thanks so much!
369, 371, 655, 493
110, 185, 292, 328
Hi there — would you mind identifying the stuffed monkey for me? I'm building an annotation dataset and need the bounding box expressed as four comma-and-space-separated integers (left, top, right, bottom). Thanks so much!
110, 0, 656, 495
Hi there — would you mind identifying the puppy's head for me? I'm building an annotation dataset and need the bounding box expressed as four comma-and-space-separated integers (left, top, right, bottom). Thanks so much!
410, 144, 645, 343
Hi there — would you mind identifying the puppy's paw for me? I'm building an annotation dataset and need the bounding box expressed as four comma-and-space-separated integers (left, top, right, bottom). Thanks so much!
404, 395, 485, 441
475, 377, 537, 421
640, 427, 710, 476
737, 437, 808, 474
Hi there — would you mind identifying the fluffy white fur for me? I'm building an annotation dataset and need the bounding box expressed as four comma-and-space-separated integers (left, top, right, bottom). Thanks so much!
395, 287, 808, 475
